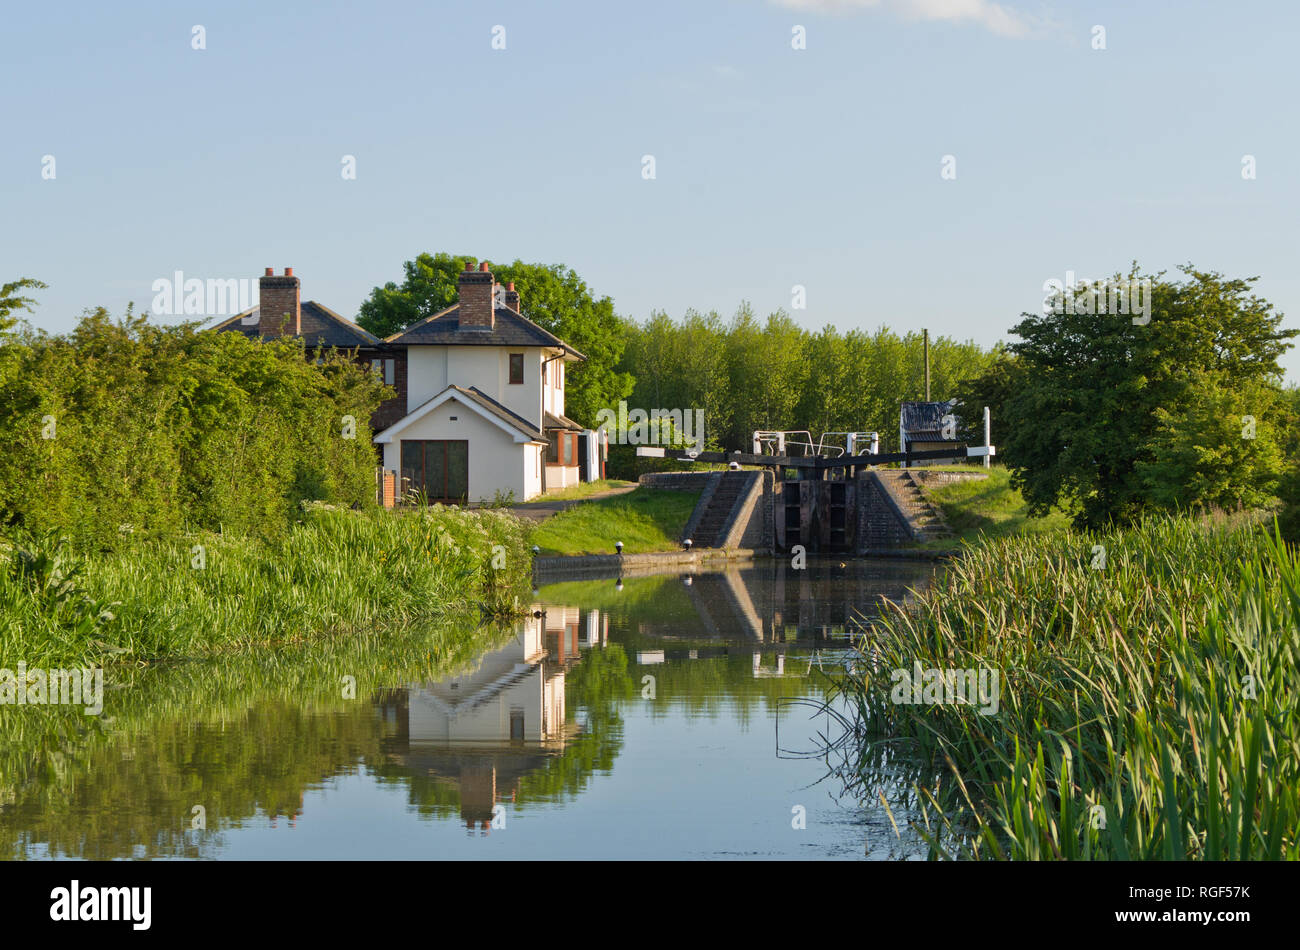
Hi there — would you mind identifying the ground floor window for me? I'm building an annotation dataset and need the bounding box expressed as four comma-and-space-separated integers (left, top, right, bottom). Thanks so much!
400, 439, 468, 504
548, 430, 576, 466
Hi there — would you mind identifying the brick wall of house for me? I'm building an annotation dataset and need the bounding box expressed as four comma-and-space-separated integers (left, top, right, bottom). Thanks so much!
366, 349, 407, 433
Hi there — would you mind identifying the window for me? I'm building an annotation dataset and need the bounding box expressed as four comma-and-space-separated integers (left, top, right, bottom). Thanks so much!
370, 358, 395, 385
548, 432, 575, 466
509, 353, 524, 384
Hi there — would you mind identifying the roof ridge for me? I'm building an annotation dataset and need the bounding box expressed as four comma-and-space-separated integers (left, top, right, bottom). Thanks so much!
304, 300, 381, 344
383, 303, 460, 342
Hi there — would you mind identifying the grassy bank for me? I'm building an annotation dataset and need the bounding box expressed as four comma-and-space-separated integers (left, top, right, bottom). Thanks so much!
530, 487, 699, 555
0, 505, 533, 669
921, 467, 1070, 547
529, 479, 635, 502
837, 516, 1299, 859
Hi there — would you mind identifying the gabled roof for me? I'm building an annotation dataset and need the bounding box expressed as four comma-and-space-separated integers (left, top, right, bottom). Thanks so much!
373, 385, 545, 444
385, 304, 586, 359
211, 302, 382, 348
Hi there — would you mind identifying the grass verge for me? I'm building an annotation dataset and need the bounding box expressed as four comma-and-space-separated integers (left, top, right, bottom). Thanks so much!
529, 479, 636, 502
530, 487, 700, 555
921, 466, 1070, 547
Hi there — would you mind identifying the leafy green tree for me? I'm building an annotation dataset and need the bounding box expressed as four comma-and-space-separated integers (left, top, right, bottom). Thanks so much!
1002, 265, 1296, 529
620, 308, 729, 449
357, 253, 633, 426
1136, 374, 1287, 512
951, 349, 1024, 461
1275, 385, 1300, 540
0, 278, 45, 334
724, 308, 809, 449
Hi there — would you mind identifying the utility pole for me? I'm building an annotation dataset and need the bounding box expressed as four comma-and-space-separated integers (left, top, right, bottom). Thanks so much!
923, 329, 931, 401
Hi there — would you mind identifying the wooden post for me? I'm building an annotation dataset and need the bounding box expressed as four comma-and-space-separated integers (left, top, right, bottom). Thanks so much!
923, 329, 931, 402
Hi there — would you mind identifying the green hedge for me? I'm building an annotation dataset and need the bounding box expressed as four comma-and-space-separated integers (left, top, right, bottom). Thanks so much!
0, 307, 388, 549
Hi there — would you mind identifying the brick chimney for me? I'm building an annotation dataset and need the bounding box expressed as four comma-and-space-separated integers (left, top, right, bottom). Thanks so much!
504, 281, 521, 312
259, 267, 300, 338
458, 261, 494, 330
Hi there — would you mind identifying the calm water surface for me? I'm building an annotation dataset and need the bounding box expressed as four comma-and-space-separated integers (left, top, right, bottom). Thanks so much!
5, 558, 941, 860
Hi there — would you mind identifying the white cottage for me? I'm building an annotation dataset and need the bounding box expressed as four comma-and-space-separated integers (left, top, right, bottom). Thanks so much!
375, 262, 586, 503
213, 262, 587, 504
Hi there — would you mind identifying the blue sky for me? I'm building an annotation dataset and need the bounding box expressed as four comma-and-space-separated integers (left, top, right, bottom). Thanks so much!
4, 0, 1298, 379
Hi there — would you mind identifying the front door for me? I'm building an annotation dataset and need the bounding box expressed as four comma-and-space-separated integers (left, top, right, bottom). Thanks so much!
400, 440, 469, 504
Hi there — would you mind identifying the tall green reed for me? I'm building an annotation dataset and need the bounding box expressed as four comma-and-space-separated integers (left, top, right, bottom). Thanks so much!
836, 517, 1299, 860
0, 504, 534, 669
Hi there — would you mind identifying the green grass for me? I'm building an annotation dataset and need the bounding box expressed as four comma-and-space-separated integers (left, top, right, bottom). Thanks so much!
530, 487, 700, 555
921, 466, 1070, 547
531, 479, 635, 502
0, 504, 534, 668
835, 516, 1300, 860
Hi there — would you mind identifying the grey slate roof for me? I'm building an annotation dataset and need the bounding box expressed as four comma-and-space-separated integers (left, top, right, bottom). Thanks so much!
545, 411, 583, 431
211, 302, 382, 348
385, 304, 585, 359
901, 400, 960, 440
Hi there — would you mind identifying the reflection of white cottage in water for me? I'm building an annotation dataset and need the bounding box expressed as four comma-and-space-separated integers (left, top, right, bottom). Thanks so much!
407, 606, 605, 748
390, 605, 608, 834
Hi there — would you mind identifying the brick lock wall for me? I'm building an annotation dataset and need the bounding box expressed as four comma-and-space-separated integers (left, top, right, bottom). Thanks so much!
856, 473, 913, 551
638, 472, 714, 492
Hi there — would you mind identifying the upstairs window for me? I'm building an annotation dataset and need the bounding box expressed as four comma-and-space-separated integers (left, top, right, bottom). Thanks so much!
509, 353, 524, 384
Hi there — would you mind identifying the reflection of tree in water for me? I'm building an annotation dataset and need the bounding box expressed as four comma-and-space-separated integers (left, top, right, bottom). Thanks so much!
0, 622, 516, 860
515, 643, 632, 801
1, 701, 392, 860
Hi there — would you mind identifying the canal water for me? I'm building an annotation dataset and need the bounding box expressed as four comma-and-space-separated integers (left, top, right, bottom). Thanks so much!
4, 558, 940, 861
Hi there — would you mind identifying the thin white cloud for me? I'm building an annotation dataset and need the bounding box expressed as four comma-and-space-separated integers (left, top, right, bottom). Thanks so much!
712, 64, 744, 80
772, 0, 1032, 38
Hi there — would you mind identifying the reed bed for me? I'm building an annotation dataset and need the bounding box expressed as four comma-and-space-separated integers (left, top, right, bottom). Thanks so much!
0, 504, 534, 668
836, 517, 1299, 859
